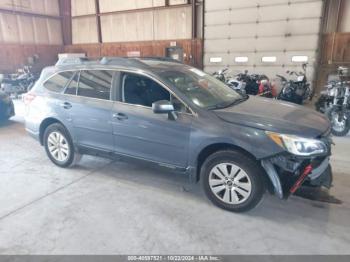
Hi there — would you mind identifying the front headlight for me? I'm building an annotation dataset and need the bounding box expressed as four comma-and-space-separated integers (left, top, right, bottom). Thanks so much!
266, 132, 327, 156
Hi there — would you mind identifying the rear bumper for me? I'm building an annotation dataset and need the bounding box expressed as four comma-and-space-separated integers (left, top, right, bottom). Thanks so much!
25, 127, 40, 141
0, 100, 15, 119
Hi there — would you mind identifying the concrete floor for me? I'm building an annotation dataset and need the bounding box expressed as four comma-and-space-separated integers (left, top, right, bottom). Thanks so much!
0, 100, 350, 255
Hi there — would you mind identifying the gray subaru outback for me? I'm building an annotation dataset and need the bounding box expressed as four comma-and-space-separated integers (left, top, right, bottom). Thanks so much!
25, 57, 333, 212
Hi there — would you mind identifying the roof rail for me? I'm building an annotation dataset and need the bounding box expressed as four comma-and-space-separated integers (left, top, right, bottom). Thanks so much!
99, 57, 148, 68
55, 57, 99, 66
55, 56, 182, 67
137, 57, 183, 64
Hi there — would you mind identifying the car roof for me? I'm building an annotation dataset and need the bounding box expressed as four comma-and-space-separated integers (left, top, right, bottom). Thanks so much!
53, 57, 188, 73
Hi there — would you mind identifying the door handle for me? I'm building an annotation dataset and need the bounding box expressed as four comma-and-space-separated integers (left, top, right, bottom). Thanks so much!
60, 102, 72, 109
113, 113, 128, 120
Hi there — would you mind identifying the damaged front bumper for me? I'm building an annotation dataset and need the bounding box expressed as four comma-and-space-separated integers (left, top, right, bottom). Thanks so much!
261, 154, 333, 199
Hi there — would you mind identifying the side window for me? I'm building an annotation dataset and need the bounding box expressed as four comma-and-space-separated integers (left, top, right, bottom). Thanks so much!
65, 72, 79, 95
77, 70, 112, 100
122, 73, 170, 107
44, 71, 74, 93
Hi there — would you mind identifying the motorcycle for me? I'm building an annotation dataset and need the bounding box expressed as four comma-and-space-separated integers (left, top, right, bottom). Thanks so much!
325, 67, 350, 136
0, 65, 38, 97
234, 71, 275, 97
257, 75, 275, 98
315, 80, 338, 113
276, 63, 311, 105
212, 68, 228, 83
212, 68, 246, 95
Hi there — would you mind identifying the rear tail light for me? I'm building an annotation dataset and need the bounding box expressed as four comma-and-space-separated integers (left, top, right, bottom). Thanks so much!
24, 92, 37, 106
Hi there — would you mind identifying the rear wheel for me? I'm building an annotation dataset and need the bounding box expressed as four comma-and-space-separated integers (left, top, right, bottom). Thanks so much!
43, 123, 80, 167
201, 150, 265, 212
326, 107, 350, 137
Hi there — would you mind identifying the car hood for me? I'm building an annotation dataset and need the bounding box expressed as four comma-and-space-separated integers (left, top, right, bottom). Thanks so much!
213, 96, 330, 137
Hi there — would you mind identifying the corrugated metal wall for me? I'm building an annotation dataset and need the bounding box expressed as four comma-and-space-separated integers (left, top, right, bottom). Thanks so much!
340, 0, 350, 32
0, 0, 63, 44
204, 0, 324, 81
71, 0, 191, 44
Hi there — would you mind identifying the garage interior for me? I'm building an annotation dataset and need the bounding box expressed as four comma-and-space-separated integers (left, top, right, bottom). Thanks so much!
0, 0, 350, 255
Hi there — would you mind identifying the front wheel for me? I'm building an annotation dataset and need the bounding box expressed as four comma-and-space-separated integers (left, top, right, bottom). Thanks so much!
201, 150, 266, 212
326, 107, 350, 137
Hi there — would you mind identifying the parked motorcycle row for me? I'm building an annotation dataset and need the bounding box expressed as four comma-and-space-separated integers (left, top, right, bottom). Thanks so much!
315, 66, 350, 136
212, 63, 312, 105
0, 65, 39, 98
0, 56, 41, 122
213, 64, 350, 137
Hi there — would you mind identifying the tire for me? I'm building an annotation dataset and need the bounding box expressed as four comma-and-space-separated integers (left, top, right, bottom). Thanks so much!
43, 123, 80, 167
0, 114, 8, 123
326, 107, 350, 137
0, 102, 12, 122
315, 95, 327, 113
201, 150, 266, 212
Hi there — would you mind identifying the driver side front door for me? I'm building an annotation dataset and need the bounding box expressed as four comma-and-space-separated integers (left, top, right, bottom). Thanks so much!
111, 72, 192, 168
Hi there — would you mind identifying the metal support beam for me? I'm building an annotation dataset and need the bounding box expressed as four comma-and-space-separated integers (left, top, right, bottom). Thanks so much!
95, 0, 103, 43
191, 0, 197, 39
59, 0, 72, 45
0, 8, 61, 20
71, 4, 191, 19
336, 0, 345, 32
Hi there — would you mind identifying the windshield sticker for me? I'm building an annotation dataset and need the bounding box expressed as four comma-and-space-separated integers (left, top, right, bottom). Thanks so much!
189, 68, 206, 77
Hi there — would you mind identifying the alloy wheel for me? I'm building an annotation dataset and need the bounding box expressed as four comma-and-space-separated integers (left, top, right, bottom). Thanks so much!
209, 163, 252, 204
331, 111, 346, 132
47, 131, 70, 162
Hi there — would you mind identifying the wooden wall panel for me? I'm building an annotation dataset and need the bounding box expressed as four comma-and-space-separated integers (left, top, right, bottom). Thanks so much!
72, 17, 98, 44
0, 13, 20, 42
0, 0, 60, 16
17, 15, 35, 43
320, 33, 350, 64
99, 0, 165, 13
100, 11, 154, 42
64, 43, 101, 57
33, 17, 50, 44
340, 0, 350, 32
316, 32, 350, 93
71, 0, 95, 16
47, 19, 63, 44
43, 0, 60, 16
169, 0, 187, 5
64, 39, 203, 68
154, 6, 192, 40
0, 44, 63, 73
0, 3, 62, 45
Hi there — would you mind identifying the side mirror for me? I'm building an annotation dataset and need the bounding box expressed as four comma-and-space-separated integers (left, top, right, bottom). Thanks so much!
152, 100, 174, 114
152, 100, 177, 120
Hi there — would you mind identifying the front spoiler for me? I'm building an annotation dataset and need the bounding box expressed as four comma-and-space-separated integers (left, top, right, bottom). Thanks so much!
261, 156, 333, 199
308, 165, 333, 189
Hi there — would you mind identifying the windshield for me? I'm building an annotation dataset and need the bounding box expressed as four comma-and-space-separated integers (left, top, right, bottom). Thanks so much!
158, 67, 243, 109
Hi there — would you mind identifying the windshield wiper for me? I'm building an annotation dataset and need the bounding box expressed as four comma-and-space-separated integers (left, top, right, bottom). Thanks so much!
207, 95, 249, 110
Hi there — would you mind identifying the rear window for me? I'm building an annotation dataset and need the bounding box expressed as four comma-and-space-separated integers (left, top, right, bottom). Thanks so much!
77, 70, 113, 100
43, 71, 74, 93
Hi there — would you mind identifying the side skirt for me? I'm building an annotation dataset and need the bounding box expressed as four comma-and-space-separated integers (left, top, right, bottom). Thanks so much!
77, 144, 193, 177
